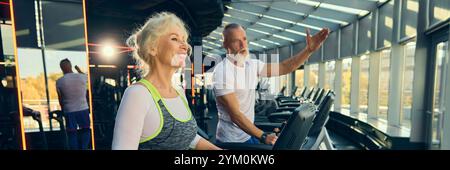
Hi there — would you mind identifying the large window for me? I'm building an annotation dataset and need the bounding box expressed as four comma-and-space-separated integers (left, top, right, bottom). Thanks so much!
342, 58, 352, 112
429, 0, 450, 27
279, 75, 288, 95
377, 0, 394, 49
12, 0, 94, 149
324, 61, 335, 90
379, 49, 391, 120
402, 42, 416, 128
358, 14, 372, 54
16, 1, 90, 133
433, 42, 448, 114
295, 69, 304, 96
432, 41, 448, 148
18, 48, 48, 132
400, 0, 418, 39
360, 55, 370, 113
308, 64, 319, 88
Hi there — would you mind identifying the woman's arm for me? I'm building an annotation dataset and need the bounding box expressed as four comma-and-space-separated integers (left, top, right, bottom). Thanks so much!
194, 136, 222, 150
112, 85, 149, 150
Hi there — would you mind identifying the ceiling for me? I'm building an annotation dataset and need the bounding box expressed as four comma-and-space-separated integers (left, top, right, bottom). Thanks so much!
86, 0, 225, 45
85, 0, 225, 65
202, 0, 389, 56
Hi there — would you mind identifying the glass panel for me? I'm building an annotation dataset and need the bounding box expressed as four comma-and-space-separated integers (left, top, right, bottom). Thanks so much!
324, 61, 335, 90
357, 14, 372, 54
323, 32, 338, 61
400, 0, 418, 39
377, 0, 393, 49
378, 49, 391, 120
43, 50, 88, 112
1, 4, 23, 150
401, 42, 416, 128
295, 69, 304, 96
340, 24, 354, 58
17, 48, 48, 133
308, 64, 319, 88
341, 58, 352, 112
279, 75, 288, 96
360, 55, 369, 113
13, 0, 92, 150
429, 0, 450, 27
292, 0, 367, 15
431, 41, 448, 149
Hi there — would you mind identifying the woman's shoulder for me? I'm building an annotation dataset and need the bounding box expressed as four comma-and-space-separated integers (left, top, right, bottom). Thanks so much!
119, 83, 157, 112
127, 83, 148, 91
123, 83, 152, 99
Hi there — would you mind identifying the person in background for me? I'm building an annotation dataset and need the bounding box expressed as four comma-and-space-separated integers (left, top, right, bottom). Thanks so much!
56, 58, 91, 150
213, 23, 329, 145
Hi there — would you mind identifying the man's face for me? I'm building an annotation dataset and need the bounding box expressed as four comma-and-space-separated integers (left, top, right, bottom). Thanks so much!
60, 61, 72, 72
223, 27, 249, 56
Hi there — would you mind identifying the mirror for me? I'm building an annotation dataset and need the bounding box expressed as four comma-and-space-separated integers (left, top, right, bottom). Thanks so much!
0, 0, 24, 150
12, 0, 94, 150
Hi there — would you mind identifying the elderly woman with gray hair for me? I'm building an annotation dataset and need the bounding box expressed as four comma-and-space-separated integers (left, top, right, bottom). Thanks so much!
112, 12, 220, 150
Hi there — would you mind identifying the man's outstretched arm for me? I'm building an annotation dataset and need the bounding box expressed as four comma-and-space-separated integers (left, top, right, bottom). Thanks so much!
259, 28, 330, 77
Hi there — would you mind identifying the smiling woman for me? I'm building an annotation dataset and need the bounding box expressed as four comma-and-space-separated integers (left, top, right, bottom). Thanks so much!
112, 12, 221, 150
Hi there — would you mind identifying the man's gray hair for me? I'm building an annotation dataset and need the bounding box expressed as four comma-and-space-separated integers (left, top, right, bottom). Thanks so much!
222, 23, 243, 41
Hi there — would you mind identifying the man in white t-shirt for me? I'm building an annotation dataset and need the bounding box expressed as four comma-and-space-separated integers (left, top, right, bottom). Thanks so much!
213, 23, 329, 145
56, 58, 91, 150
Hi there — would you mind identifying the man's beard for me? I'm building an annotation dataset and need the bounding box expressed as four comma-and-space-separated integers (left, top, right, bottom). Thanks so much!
228, 49, 249, 66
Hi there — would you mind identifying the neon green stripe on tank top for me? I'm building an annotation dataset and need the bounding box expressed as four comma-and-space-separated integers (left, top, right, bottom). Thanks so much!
138, 79, 193, 143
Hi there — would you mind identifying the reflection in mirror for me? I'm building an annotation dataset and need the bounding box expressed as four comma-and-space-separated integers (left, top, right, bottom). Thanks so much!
0, 0, 24, 150
12, 0, 93, 150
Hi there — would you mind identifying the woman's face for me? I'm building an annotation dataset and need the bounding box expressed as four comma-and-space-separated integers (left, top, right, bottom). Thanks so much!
154, 25, 189, 69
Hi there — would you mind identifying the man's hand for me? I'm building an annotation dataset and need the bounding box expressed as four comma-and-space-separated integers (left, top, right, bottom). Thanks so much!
75, 65, 84, 74
259, 28, 330, 77
265, 133, 278, 145
306, 28, 330, 53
